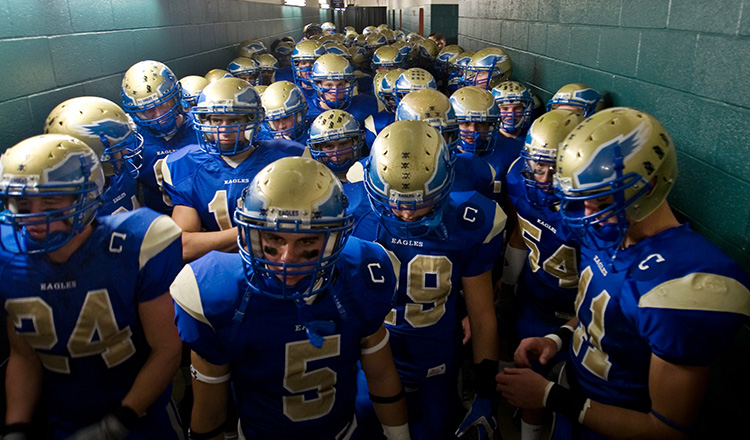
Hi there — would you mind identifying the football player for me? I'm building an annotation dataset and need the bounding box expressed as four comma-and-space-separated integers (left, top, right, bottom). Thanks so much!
179, 75, 210, 111
546, 83, 603, 117
227, 56, 261, 85
121, 60, 196, 215
160, 78, 303, 263
170, 157, 410, 440
394, 89, 497, 196
256, 53, 280, 86
354, 121, 507, 440
497, 108, 750, 440
372, 46, 407, 73
463, 48, 513, 90
364, 68, 404, 150
0, 135, 183, 439
391, 68, 437, 107
258, 81, 310, 144
44, 96, 143, 216
502, 109, 584, 440
291, 39, 328, 101
308, 109, 365, 182
306, 54, 378, 127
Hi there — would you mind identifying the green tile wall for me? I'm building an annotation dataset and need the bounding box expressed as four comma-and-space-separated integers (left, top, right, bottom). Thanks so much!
456, 0, 750, 270
0, 0, 322, 152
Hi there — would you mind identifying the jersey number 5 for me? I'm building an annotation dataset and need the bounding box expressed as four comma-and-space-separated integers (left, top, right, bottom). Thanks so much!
518, 215, 578, 288
6, 290, 136, 374
283, 335, 341, 422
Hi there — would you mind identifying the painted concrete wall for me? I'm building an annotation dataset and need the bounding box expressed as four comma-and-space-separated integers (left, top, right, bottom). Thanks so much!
0, 0, 326, 151
458, 0, 750, 269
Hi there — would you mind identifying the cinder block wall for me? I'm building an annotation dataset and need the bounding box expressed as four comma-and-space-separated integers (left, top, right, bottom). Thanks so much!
458, 0, 750, 270
0, 0, 326, 152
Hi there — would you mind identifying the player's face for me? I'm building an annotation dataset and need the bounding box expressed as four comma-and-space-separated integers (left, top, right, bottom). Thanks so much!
260, 230, 326, 285
9, 195, 76, 240
208, 114, 249, 149
471, 71, 490, 88
261, 70, 275, 85
528, 160, 555, 184
317, 138, 356, 164
500, 103, 524, 126
318, 80, 349, 103
296, 60, 314, 79
583, 194, 617, 224
137, 97, 177, 121
459, 121, 491, 144
269, 115, 296, 138
238, 73, 259, 84
390, 205, 434, 222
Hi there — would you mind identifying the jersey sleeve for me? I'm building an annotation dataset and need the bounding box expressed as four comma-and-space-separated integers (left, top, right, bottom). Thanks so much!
132, 212, 183, 302
160, 146, 200, 209
341, 239, 399, 338
633, 239, 750, 366
455, 193, 507, 277
170, 252, 246, 365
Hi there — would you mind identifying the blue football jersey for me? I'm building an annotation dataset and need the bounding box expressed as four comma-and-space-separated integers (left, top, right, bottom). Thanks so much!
161, 140, 303, 232
0, 209, 183, 437
351, 191, 506, 385
478, 132, 523, 206
569, 224, 750, 413
99, 170, 140, 216
138, 122, 197, 215
274, 66, 294, 83
452, 152, 496, 196
507, 158, 579, 334
364, 111, 395, 151
171, 238, 398, 440
306, 94, 379, 129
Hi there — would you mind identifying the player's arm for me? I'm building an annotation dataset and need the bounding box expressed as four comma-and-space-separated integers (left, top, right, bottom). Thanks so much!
171, 204, 238, 263
463, 270, 500, 365
498, 353, 706, 440
359, 324, 410, 440
121, 292, 182, 415
5, 317, 42, 426
189, 350, 231, 440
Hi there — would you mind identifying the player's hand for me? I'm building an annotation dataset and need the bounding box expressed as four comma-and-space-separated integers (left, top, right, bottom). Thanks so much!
496, 367, 549, 410
455, 396, 496, 439
67, 413, 131, 440
513, 336, 558, 368
461, 316, 471, 344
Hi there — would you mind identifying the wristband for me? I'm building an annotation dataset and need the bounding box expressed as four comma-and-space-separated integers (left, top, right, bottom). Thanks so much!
650, 409, 693, 434
113, 405, 139, 430
474, 359, 500, 398
544, 383, 590, 424
188, 423, 226, 440
502, 244, 527, 285
190, 364, 232, 384
369, 387, 405, 404
544, 325, 574, 352
382, 423, 410, 440
361, 329, 390, 355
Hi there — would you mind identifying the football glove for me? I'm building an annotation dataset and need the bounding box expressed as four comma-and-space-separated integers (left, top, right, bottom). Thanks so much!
455, 396, 497, 440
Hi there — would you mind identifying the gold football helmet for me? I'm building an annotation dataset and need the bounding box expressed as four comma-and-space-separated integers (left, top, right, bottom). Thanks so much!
260, 81, 308, 142
121, 60, 184, 138
44, 96, 143, 178
191, 77, 264, 156
395, 89, 459, 151
365, 120, 454, 238
464, 47, 513, 89
449, 86, 500, 154
179, 75, 210, 109
235, 156, 354, 301
227, 57, 260, 85
547, 83, 604, 117
0, 134, 105, 253
256, 53, 280, 85
307, 109, 364, 174
555, 107, 677, 253
204, 68, 233, 83
520, 109, 584, 207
